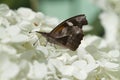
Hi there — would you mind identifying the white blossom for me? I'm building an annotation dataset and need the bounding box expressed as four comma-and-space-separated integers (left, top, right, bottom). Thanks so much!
91, 0, 120, 49
27, 61, 47, 79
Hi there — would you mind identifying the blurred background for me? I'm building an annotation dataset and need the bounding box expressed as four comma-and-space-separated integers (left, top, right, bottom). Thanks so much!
0, 0, 104, 36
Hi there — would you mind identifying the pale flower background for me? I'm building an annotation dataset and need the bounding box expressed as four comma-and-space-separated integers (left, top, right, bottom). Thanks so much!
91, 0, 120, 49
0, 2, 120, 80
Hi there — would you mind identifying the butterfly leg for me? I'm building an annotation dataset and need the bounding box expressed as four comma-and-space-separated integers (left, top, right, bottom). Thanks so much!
44, 41, 48, 46
33, 39, 39, 47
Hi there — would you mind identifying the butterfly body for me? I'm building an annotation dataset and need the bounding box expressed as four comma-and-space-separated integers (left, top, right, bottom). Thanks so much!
37, 14, 88, 51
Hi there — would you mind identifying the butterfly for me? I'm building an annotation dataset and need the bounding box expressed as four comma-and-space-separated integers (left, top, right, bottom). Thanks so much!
37, 14, 88, 51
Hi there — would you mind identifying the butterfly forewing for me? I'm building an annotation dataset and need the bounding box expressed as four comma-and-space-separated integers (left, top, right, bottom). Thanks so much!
50, 14, 87, 38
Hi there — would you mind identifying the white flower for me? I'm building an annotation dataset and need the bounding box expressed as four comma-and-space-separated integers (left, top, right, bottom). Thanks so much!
78, 35, 120, 80
28, 61, 47, 79
0, 17, 10, 27
91, 0, 120, 48
17, 8, 36, 21
0, 60, 19, 80
72, 54, 98, 80
0, 45, 19, 80
0, 4, 9, 16
91, 0, 120, 14
0, 26, 29, 43
99, 12, 119, 43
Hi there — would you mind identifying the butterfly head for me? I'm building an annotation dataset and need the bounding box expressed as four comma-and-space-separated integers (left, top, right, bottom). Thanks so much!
36, 31, 48, 38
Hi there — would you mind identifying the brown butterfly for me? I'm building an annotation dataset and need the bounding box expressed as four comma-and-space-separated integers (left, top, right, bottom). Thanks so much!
37, 14, 88, 51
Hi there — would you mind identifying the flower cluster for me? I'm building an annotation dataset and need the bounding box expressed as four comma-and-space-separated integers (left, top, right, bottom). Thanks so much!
0, 4, 120, 80
91, 0, 120, 49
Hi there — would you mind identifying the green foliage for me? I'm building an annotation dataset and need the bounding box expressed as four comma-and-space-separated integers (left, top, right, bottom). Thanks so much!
0, 0, 31, 9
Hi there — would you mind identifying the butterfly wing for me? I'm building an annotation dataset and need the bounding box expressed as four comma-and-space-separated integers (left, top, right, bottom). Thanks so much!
65, 30, 84, 51
49, 14, 87, 39
37, 14, 88, 51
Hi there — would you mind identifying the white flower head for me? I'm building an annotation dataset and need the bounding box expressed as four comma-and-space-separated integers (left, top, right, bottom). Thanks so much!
0, 4, 120, 80
99, 12, 119, 43
0, 4, 9, 16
